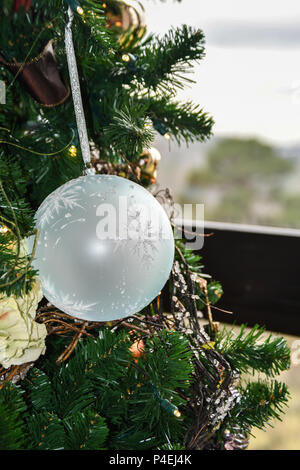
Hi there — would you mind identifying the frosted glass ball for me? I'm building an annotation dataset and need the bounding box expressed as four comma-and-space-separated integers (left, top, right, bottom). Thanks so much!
32, 174, 174, 322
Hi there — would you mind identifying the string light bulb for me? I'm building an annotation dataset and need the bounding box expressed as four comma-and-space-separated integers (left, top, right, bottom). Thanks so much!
150, 383, 182, 418
0, 225, 9, 234
68, 145, 77, 157
122, 53, 130, 63
77, 6, 84, 15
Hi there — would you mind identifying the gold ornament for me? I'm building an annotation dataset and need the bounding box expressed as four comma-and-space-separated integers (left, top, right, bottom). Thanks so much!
139, 147, 162, 185
90, 146, 162, 185
103, 0, 147, 47
0, 225, 9, 234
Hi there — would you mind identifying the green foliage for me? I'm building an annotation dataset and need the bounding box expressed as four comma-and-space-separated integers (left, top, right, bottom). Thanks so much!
181, 137, 296, 225
224, 380, 290, 433
217, 324, 290, 437
63, 411, 108, 450
137, 25, 206, 93
201, 138, 292, 183
147, 97, 214, 145
0, 151, 34, 234
0, 153, 37, 296
27, 411, 66, 450
0, 1, 213, 286
216, 324, 291, 376
0, 0, 291, 451
0, 383, 27, 450
175, 239, 204, 273
103, 104, 154, 160
1, 328, 195, 450
206, 280, 223, 305
0, 323, 291, 449
0, 228, 38, 297
0, 1, 111, 62
174, 240, 222, 308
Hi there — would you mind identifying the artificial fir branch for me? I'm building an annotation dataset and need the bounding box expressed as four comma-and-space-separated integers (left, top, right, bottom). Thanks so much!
0, 162, 37, 296
223, 380, 290, 433
138, 25, 206, 93
0, 152, 34, 234
216, 324, 291, 376
103, 104, 154, 160
174, 239, 204, 273
0, 383, 27, 450
1, 329, 196, 449
147, 97, 214, 145
0, 0, 291, 451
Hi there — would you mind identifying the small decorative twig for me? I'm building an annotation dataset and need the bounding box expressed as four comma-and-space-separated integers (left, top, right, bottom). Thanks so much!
197, 276, 219, 334
120, 321, 151, 337
56, 321, 88, 364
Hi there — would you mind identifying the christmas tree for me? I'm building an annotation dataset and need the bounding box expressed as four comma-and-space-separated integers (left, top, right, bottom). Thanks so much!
0, 0, 290, 450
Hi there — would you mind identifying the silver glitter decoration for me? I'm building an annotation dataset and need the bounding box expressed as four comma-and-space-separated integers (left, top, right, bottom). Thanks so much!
0, 362, 33, 385
208, 382, 242, 428
65, 7, 92, 170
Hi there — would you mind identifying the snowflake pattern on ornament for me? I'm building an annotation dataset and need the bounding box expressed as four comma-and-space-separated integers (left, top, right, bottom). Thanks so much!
130, 219, 159, 264
115, 203, 159, 265
36, 180, 84, 229
42, 277, 97, 317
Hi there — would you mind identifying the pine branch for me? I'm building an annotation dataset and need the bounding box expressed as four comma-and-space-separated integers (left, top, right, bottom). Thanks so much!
27, 411, 65, 450
138, 25, 206, 93
175, 239, 204, 273
216, 324, 291, 376
0, 151, 34, 233
103, 104, 154, 160
147, 97, 214, 144
64, 411, 108, 450
0, 155, 37, 296
0, 1, 112, 62
224, 380, 290, 433
0, 383, 27, 450
1, 329, 195, 449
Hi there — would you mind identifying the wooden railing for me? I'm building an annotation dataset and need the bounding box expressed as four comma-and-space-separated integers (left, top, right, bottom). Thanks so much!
182, 220, 300, 336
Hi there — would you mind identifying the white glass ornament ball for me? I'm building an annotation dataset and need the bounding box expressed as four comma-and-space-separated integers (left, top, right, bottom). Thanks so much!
32, 174, 174, 322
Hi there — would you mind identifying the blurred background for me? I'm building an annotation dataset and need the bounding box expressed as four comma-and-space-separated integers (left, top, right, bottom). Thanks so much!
144, 0, 300, 449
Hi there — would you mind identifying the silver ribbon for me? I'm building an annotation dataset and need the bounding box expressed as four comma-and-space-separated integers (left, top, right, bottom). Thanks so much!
65, 6, 92, 171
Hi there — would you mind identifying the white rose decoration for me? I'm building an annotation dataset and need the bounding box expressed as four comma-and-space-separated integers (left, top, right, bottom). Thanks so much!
0, 278, 47, 369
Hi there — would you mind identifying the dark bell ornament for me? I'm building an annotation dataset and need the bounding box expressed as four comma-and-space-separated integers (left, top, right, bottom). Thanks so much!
103, 0, 147, 47
138, 147, 162, 185
0, 40, 70, 107
13, 0, 31, 12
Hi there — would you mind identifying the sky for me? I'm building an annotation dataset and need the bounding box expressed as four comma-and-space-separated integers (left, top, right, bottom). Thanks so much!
144, 0, 300, 145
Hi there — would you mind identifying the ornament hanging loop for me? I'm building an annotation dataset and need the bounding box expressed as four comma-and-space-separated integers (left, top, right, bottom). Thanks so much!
65, 6, 94, 174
